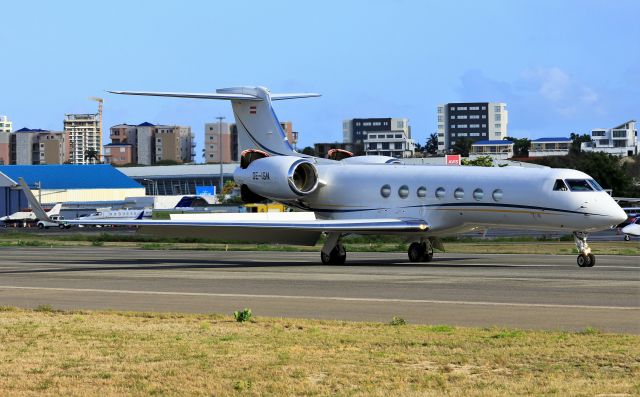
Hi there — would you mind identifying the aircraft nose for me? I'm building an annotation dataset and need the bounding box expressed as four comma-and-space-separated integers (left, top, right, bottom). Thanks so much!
611, 206, 628, 225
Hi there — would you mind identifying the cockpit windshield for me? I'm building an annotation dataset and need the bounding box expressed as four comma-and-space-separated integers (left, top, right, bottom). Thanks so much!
587, 179, 604, 191
565, 179, 593, 192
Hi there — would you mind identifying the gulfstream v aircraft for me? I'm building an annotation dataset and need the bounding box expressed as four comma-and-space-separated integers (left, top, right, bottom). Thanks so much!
28, 86, 627, 267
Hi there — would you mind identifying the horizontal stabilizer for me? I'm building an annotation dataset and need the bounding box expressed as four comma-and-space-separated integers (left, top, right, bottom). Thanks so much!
108, 91, 263, 101
271, 93, 321, 100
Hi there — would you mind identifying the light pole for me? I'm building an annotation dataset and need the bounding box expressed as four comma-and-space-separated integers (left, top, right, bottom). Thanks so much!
216, 116, 225, 196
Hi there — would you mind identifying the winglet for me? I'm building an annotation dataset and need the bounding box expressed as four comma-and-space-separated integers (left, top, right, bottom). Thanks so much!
17, 178, 51, 222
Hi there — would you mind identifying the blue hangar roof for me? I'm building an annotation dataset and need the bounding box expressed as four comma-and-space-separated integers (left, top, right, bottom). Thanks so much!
472, 140, 514, 145
0, 165, 143, 189
532, 137, 572, 142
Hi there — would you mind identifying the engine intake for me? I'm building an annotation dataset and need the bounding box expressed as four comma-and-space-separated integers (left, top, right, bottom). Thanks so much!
234, 156, 320, 200
288, 160, 318, 195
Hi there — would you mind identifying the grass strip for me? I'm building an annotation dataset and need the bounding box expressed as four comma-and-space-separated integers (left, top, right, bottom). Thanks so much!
0, 307, 638, 396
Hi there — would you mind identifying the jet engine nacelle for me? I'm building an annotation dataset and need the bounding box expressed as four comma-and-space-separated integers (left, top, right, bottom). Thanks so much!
234, 156, 319, 200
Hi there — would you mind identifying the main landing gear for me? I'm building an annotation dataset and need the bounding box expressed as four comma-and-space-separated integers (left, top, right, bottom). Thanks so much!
320, 233, 347, 265
573, 231, 595, 268
408, 238, 434, 263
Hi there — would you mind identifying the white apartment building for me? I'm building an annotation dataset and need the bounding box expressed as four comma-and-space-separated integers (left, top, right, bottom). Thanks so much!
0, 116, 12, 133
363, 118, 415, 158
437, 102, 508, 152
64, 113, 102, 164
582, 120, 638, 157
529, 137, 572, 157
343, 118, 414, 156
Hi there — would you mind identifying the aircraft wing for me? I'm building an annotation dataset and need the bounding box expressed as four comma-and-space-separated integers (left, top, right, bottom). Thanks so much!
65, 217, 428, 233
65, 216, 429, 246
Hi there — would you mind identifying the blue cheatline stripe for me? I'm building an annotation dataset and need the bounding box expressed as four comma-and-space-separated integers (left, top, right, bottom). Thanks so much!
66, 220, 425, 230
234, 110, 288, 156
306, 202, 609, 217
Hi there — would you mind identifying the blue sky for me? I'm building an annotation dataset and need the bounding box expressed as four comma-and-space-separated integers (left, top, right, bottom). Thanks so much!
1, 0, 638, 158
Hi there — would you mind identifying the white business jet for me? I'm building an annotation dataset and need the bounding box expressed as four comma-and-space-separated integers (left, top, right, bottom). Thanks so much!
28, 86, 627, 267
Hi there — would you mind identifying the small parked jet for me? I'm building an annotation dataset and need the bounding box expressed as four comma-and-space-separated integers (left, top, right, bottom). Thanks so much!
0, 203, 62, 226
23, 86, 627, 267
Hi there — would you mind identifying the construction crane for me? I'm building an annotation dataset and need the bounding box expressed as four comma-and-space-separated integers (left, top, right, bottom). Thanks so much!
88, 97, 103, 164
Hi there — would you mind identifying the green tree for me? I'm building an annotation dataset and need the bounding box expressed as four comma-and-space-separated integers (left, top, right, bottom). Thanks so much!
426, 133, 438, 155
450, 137, 473, 157
84, 147, 100, 164
569, 133, 592, 154
461, 155, 494, 167
300, 146, 316, 156
504, 137, 531, 157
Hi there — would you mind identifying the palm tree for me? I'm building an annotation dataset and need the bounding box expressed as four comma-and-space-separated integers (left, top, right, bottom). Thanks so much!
84, 147, 100, 164
426, 133, 439, 155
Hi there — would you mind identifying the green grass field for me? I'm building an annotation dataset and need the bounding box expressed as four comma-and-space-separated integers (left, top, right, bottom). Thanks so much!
0, 307, 638, 396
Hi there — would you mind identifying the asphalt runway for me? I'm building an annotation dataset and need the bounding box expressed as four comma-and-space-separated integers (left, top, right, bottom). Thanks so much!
0, 247, 638, 333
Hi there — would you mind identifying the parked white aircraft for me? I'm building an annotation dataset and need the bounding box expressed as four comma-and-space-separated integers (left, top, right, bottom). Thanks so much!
0, 203, 62, 225
24, 86, 628, 267
78, 208, 152, 222
621, 218, 640, 240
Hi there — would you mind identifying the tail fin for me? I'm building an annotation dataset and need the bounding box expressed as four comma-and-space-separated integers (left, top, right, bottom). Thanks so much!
108, 86, 320, 157
18, 178, 50, 222
47, 203, 62, 216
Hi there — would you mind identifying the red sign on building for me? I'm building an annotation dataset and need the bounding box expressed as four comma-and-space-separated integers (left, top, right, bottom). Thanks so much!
445, 154, 461, 166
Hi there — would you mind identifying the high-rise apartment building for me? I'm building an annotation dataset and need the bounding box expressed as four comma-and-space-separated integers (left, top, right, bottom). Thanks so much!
0, 116, 12, 133
204, 122, 236, 163
342, 118, 413, 156
11, 128, 67, 165
104, 122, 194, 165
155, 126, 194, 163
64, 113, 102, 164
437, 102, 508, 152
0, 116, 12, 164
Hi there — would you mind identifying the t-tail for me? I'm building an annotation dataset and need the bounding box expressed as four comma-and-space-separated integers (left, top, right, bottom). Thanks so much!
108, 86, 320, 157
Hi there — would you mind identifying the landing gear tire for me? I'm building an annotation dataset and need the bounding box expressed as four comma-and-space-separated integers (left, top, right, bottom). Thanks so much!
408, 242, 424, 262
37, 223, 44, 230
573, 231, 595, 268
577, 253, 595, 268
321, 243, 346, 265
624, 235, 630, 241
577, 254, 589, 267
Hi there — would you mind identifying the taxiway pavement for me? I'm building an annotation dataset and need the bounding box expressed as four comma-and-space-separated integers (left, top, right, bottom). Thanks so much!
0, 247, 637, 333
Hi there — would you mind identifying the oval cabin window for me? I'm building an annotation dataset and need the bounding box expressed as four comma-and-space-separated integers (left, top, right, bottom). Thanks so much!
417, 186, 427, 198
492, 189, 503, 202
454, 188, 464, 200
473, 188, 484, 201
435, 187, 446, 199
380, 184, 391, 198
398, 185, 409, 199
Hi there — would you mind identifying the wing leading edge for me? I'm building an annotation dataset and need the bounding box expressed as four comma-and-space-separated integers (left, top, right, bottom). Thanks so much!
65, 218, 429, 233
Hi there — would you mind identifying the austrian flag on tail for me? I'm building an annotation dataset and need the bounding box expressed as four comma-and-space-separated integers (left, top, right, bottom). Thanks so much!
249, 105, 257, 114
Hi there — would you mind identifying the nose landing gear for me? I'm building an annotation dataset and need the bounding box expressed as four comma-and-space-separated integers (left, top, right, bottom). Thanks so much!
573, 231, 595, 267
408, 238, 434, 263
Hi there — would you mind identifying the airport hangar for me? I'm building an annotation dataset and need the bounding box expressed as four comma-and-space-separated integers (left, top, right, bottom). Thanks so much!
118, 164, 238, 196
0, 165, 145, 218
